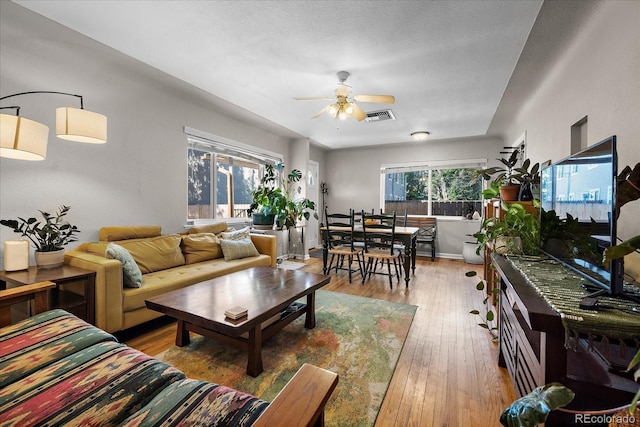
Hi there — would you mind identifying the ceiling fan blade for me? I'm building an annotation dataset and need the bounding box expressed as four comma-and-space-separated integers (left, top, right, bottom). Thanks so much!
351, 103, 367, 121
294, 96, 334, 101
353, 94, 395, 104
311, 106, 329, 119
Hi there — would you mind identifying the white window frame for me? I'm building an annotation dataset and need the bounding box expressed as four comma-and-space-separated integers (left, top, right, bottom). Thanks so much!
380, 158, 487, 216
185, 127, 283, 222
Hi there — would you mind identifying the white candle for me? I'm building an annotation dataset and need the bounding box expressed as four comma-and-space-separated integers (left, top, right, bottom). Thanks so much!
4, 240, 29, 271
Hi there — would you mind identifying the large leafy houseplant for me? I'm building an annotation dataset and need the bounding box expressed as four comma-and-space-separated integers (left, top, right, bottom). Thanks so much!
0, 205, 80, 252
248, 163, 318, 229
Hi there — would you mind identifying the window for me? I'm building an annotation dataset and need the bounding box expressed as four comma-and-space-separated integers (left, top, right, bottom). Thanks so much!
381, 159, 485, 216
186, 127, 282, 221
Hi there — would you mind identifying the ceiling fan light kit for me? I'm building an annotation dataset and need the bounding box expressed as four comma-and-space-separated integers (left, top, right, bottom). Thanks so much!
295, 71, 395, 121
411, 131, 430, 140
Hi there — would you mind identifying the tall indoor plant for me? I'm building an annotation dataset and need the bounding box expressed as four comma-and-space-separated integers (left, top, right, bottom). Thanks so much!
1, 205, 80, 268
248, 163, 318, 229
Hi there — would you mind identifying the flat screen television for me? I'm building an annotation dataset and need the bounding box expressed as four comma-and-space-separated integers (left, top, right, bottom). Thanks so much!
539, 135, 630, 299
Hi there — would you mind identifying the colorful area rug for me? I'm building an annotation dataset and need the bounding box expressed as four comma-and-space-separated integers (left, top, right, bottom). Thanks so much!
155, 290, 416, 426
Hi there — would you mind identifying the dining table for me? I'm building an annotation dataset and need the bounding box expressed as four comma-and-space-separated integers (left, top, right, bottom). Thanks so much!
320, 225, 419, 287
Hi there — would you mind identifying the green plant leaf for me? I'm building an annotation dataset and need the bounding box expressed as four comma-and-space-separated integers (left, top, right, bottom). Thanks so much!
465, 271, 478, 277
486, 311, 494, 321
500, 383, 575, 427
469, 310, 480, 315
603, 235, 640, 264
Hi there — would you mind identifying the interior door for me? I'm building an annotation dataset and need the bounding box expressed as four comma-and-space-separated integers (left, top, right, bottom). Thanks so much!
307, 160, 320, 250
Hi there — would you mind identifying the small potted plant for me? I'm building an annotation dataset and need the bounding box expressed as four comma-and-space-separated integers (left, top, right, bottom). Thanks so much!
473, 201, 540, 256
1, 205, 80, 269
469, 150, 540, 202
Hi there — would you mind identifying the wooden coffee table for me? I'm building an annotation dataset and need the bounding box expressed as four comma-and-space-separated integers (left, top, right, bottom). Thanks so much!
145, 266, 331, 377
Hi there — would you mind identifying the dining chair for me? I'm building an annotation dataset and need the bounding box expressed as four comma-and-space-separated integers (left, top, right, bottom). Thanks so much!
380, 209, 407, 251
380, 209, 407, 226
324, 207, 364, 283
360, 210, 402, 288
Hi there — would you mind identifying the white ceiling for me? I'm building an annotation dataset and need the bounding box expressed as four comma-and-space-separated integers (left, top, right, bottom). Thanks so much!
14, 0, 543, 150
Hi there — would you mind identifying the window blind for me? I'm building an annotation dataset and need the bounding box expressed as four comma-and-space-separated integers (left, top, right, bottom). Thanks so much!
184, 126, 283, 165
380, 158, 487, 174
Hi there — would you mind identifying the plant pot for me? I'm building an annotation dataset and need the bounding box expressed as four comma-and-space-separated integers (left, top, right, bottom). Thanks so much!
252, 213, 275, 230
499, 184, 521, 202
494, 236, 522, 255
34, 249, 65, 269
462, 241, 484, 264
518, 181, 534, 201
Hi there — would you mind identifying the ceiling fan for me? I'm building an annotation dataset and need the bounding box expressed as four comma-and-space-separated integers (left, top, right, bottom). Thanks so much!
294, 71, 395, 121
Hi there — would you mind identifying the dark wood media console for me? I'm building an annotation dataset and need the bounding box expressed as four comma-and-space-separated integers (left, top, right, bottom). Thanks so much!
492, 255, 639, 426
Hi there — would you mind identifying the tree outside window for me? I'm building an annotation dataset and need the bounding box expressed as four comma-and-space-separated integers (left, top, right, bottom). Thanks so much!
384, 168, 482, 216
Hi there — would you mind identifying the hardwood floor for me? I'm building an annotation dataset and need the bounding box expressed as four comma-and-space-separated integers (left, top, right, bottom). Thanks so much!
123, 256, 516, 426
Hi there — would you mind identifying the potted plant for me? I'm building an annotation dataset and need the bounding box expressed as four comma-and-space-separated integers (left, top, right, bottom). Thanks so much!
473, 201, 540, 256
247, 163, 318, 230
1, 205, 80, 269
513, 158, 541, 201
470, 150, 522, 202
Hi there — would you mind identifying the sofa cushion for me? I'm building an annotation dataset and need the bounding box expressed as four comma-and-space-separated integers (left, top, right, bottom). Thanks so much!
188, 221, 228, 235
220, 237, 260, 261
0, 309, 116, 388
120, 379, 268, 427
123, 255, 272, 312
220, 226, 251, 241
181, 233, 223, 264
99, 225, 162, 242
118, 235, 185, 274
106, 243, 143, 288
0, 340, 185, 426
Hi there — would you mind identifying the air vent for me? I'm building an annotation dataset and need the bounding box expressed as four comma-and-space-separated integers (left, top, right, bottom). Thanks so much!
365, 109, 396, 122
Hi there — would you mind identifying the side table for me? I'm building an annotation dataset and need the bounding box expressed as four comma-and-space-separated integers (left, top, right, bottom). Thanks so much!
0, 265, 96, 324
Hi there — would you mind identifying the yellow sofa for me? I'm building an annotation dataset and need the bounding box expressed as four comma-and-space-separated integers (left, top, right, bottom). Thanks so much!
64, 223, 277, 333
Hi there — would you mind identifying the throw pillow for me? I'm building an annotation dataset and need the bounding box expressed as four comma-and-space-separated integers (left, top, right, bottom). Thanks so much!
106, 243, 143, 288
220, 237, 260, 261
181, 233, 223, 263
220, 226, 251, 241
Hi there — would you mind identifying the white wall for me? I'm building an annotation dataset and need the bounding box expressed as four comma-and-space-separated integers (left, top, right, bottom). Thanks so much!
2, 1, 637, 264
325, 136, 501, 215
491, 0, 640, 242
0, 2, 298, 266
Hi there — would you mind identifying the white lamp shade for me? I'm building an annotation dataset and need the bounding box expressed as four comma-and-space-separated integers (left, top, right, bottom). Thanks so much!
0, 113, 49, 161
4, 240, 30, 271
56, 107, 107, 144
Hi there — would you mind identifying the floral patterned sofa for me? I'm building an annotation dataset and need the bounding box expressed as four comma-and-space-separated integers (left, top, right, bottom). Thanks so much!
0, 284, 338, 426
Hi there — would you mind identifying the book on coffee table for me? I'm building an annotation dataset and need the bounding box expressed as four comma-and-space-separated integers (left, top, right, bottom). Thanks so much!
225, 306, 248, 320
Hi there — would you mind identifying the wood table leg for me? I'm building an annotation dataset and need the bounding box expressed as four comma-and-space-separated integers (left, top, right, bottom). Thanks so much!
403, 245, 411, 287
247, 324, 263, 377
305, 292, 316, 329
176, 319, 190, 346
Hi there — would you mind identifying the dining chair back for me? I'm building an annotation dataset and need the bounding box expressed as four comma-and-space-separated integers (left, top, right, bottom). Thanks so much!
361, 210, 402, 288
324, 207, 363, 283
